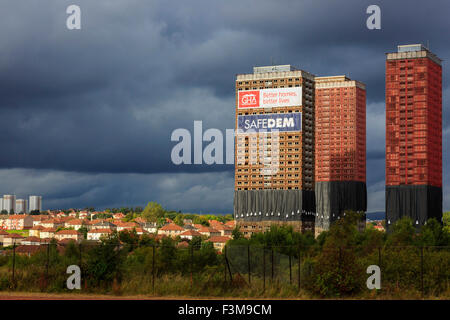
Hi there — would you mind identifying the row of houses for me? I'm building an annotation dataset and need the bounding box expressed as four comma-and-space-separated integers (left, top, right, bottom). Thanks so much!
0, 213, 236, 252
157, 220, 236, 251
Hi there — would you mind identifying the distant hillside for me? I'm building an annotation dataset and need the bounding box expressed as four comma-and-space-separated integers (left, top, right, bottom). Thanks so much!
366, 211, 385, 220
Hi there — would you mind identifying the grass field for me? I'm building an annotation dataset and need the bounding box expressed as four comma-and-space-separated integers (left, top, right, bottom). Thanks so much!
5, 230, 29, 237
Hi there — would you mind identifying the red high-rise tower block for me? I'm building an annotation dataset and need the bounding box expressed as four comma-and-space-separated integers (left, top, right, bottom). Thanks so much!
314, 76, 367, 236
385, 44, 442, 227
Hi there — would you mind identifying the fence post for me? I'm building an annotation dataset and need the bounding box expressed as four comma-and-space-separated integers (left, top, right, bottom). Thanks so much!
289, 252, 292, 285
224, 246, 227, 283
12, 243, 16, 286
79, 243, 82, 268
152, 244, 155, 294
247, 245, 251, 285
224, 245, 232, 283
298, 246, 301, 291
378, 247, 381, 267
338, 247, 342, 272
263, 246, 266, 292
46, 243, 50, 280
421, 246, 424, 297
271, 247, 274, 283
190, 245, 194, 288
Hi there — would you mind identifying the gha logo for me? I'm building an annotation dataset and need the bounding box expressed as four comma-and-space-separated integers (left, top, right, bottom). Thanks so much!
238, 90, 260, 108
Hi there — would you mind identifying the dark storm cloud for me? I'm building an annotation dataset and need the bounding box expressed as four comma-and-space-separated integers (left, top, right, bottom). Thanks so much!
0, 0, 449, 211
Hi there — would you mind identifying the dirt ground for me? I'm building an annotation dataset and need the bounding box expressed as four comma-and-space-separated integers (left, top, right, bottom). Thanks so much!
0, 292, 283, 300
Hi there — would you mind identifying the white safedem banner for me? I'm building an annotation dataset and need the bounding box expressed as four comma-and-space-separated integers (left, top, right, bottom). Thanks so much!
238, 87, 302, 109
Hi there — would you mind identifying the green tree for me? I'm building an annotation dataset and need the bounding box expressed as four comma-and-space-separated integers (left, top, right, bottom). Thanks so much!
386, 217, 416, 246
232, 227, 243, 240
418, 218, 449, 246
173, 214, 185, 226
78, 226, 88, 239
85, 235, 124, 288
118, 229, 139, 251
142, 202, 165, 222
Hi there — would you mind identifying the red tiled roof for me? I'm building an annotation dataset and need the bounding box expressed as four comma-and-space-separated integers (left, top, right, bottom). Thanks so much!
41, 227, 56, 233
177, 241, 189, 248
23, 236, 41, 242
207, 236, 231, 243
30, 225, 44, 230
198, 226, 219, 233
15, 245, 43, 255
56, 229, 80, 235
66, 219, 83, 225
180, 230, 202, 237
31, 215, 48, 221
88, 228, 113, 234
214, 224, 233, 231
4, 233, 24, 239
115, 221, 138, 228
159, 223, 184, 231
7, 215, 29, 220
58, 238, 77, 244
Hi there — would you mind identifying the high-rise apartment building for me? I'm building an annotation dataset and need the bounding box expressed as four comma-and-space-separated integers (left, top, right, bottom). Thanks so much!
15, 199, 28, 214
385, 44, 442, 227
233, 65, 316, 237
314, 76, 367, 235
29, 195, 42, 213
2, 195, 16, 213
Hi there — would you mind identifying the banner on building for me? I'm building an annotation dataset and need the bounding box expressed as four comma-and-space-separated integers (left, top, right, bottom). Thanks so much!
238, 87, 302, 109
237, 113, 302, 133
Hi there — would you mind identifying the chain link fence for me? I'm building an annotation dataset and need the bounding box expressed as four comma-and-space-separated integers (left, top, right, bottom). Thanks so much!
0, 243, 449, 297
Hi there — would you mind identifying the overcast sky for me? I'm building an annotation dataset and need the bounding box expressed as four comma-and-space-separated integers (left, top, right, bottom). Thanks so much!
0, 0, 448, 213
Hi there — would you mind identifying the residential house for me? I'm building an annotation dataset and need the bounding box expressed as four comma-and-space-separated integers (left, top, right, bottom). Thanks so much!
40, 218, 64, 229
197, 226, 221, 238
55, 230, 82, 242
157, 223, 184, 238
141, 222, 157, 233
5, 215, 34, 230
113, 213, 125, 219
134, 217, 147, 225
22, 236, 42, 246
65, 219, 87, 230
29, 225, 44, 237
31, 215, 48, 227
68, 211, 78, 218
179, 230, 202, 241
0, 215, 8, 230
192, 224, 204, 231
115, 221, 138, 232
2, 233, 24, 246
91, 221, 117, 231
87, 229, 113, 241
214, 224, 233, 237
225, 221, 236, 228
40, 228, 56, 239
78, 211, 90, 219
135, 228, 146, 236
206, 236, 231, 252
0, 230, 9, 245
